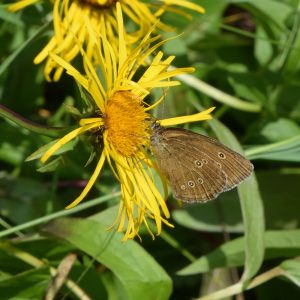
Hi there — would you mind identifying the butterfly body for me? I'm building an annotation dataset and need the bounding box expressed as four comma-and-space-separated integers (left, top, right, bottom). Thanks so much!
150, 123, 253, 202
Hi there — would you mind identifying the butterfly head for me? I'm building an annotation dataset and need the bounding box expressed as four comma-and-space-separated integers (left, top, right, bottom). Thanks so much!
150, 121, 165, 145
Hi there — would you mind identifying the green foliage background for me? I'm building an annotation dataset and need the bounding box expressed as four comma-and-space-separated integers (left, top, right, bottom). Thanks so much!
1, 0, 300, 299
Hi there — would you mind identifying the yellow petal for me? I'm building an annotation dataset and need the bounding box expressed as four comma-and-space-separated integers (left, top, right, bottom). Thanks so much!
116, 2, 127, 71
66, 151, 106, 209
41, 122, 102, 163
160, 107, 216, 126
79, 118, 104, 126
8, 0, 39, 12
160, 0, 205, 14
50, 53, 89, 90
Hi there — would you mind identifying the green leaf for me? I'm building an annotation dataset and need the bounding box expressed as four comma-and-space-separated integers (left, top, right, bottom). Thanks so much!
0, 21, 50, 76
261, 118, 300, 142
178, 230, 300, 276
173, 170, 300, 235
0, 6, 24, 26
254, 25, 274, 65
26, 137, 78, 161
209, 118, 265, 281
0, 140, 25, 166
284, 11, 300, 73
189, 33, 251, 50
163, 34, 187, 55
246, 135, 300, 161
172, 191, 244, 233
0, 177, 51, 224
281, 258, 300, 287
241, 0, 292, 31
42, 217, 172, 300
257, 171, 300, 230
36, 156, 65, 173
227, 73, 266, 104
0, 267, 49, 299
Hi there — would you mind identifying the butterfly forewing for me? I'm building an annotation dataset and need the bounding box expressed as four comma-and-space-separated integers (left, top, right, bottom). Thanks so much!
150, 125, 253, 202
154, 143, 228, 201
185, 130, 254, 190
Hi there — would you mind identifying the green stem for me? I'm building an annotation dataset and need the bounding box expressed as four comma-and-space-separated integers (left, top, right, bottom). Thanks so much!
0, 192, 121, 238
159, 230, 197, 262
173, 69, 261, 113
196, 265, 284, 300
0, 103, 69, 137
245, 134, 300, 157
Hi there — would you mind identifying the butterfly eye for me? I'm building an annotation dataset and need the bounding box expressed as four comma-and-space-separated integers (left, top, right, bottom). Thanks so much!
180, 185, 186, 190
188, 181, 195, 188
197, 178, 204, 184
195, 160, 203, 167
218, 152, 226, 159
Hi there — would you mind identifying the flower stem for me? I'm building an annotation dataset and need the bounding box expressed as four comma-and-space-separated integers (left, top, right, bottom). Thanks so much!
0, 103, 69, 137
0, 192, 121, 238
173, 69, 261, 113
196, 265, 285, 300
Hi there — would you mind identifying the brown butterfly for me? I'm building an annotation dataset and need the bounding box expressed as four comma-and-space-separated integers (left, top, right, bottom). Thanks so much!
150, 123, 253, 202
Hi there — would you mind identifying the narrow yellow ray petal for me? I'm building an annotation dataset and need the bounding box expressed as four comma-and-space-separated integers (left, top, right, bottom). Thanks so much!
104, 148, 121, 182
53, 0, 63, 42
116, 2, 127, 70
144, 92, 166, 111
160, 107, 216, 126
139, 80, 181, 89
8, 0, 39, 12
41, 122, 102, 163
117, 199, 127, 233
34, 38, 56, 64
79, 118, 104, 126
160, 0, 205, 13
142, 217, 155, 240
50, 53, 89, 90
65, 151, 106, 209
144, 68, 195, 83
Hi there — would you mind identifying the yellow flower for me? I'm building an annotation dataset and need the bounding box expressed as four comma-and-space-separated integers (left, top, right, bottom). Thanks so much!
39, 3, 214, 240
8, 0, 205, 81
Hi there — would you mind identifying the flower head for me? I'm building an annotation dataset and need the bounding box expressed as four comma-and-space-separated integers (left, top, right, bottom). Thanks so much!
9, 0, 205, 81
39, 3, 214, 240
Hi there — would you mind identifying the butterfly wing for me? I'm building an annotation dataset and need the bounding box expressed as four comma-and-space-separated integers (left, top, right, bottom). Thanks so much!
187, 130, 254, 191
151, 127, 253, 202
151, 129, 227, 202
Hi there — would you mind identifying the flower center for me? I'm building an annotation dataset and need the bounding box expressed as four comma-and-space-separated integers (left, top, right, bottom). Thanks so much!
104, 91, 150, 157
79, 0, 118, 9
